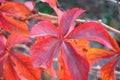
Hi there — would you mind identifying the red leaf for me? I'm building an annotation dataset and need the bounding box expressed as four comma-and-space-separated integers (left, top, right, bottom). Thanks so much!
0, 34, 6, 45
101, 58, 119, 80
25, 1, 33, 11
30, 37, 60, 77
30, 21, 59, 38
6, 33, 30, 50
61, 42, 89, 80
0, 34, 6, 56
59, 8, 84, 36
0, 0, 6, 3
0, 55, 6, 77
0, 2, 31, 19
0, 35, 7, 77
4, 57, 21, 80
58, 52, 72, 80
0, 14, 29, 34
11, 53, 41, 80
67, 22, 119, 51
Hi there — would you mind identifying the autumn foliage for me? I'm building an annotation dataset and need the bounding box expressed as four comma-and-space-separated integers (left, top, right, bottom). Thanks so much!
0, 0, 120, 80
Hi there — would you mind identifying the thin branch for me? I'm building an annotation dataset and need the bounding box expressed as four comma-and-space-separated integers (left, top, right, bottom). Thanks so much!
107, 0, 120, 4
14, 44, 30, 52
26, 12, 120, 35
98, 20, 120, 34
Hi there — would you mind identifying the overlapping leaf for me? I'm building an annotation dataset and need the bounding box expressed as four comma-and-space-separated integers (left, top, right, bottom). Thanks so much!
67, 39, 90, 57
0, 34, 41, 80
0, 12, 29, 34
0, 2, 30, 36
61, 42, 89, 80
30, 36, 60, 77
0, 2, 31, 19
58, 52, 72, 80
67, 22, 119, 51
30, 5, 117, 79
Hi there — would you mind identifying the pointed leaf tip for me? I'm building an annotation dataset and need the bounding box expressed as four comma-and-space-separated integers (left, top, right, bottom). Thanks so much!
101, 58, 119, 80
59, 8, 84, 36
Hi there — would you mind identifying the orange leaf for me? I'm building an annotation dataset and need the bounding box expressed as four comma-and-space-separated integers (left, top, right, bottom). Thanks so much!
58, 52, 72, 80
67, 39, 90, 57
0, 2, 31, 19
101, 58, 119, 80
4, 57, 21, 80
86, 48, 115, 63
0, 14, 29, 34
11, 53, 41, 80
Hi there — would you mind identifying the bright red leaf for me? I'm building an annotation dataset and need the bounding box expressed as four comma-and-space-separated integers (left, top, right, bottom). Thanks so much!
30, 21, 59, 38
30, 6, 115, 79
67, 22, 119, 51
30, 36, 60, 77
59, 8, 84, 36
